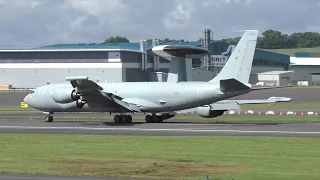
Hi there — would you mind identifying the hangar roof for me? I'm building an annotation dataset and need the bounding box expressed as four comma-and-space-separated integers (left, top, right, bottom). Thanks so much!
290, 57, 320, 66
33, 41, 290, 65
38, 42, 202, 50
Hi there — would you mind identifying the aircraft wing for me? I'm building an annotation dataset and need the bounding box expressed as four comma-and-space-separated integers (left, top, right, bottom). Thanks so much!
175, 96, 291, 114
65, 76, 142, 112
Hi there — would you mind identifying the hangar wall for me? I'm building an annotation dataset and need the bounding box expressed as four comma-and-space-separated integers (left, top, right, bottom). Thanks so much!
289, 66, 317, 82
0, 64, 123, 88
255, 71, 293, 86
192, 68, 214, 81
251, 66, 285, 74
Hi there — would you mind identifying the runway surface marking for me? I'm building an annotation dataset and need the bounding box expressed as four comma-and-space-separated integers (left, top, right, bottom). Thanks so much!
1, 125, 320, 135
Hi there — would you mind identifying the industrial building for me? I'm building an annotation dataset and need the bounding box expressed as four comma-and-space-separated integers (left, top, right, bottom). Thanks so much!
289, 57, 320, 85
0, 29, 293, 89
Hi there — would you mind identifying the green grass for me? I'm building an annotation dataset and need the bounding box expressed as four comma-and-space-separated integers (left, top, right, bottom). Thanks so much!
241, 102, 320, 110
0, 134, 319, 180
261, 46, 320, 56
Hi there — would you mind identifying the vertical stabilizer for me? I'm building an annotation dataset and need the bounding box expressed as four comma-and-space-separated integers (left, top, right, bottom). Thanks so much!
209, 30, 259, 84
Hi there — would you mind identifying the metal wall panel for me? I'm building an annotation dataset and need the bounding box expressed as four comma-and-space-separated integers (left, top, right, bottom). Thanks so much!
0, 68, 122, 88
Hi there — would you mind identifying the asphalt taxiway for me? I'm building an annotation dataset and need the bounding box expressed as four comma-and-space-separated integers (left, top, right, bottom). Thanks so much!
1, 118, 320, 137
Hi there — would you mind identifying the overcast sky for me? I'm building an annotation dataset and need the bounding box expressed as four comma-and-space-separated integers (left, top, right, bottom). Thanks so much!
0, 0, 319, 47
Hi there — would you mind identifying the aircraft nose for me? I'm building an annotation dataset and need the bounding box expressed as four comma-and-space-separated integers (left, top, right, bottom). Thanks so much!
23, 94, 31, 104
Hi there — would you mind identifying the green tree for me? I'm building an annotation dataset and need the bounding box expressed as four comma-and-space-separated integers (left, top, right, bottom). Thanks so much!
216, 29, 320, 49
146, 38, 185, 42
104, 36, 130, 43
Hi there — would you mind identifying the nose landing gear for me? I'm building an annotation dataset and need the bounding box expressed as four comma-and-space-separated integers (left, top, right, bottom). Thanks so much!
45, 115, 53, 122
44, 112, 54, 122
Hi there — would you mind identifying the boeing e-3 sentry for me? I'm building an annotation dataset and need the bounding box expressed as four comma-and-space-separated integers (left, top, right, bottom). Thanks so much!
23, 30, 285, 123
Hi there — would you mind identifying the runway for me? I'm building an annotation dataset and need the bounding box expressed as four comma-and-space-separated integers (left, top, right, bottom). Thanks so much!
1, 118, 320, 137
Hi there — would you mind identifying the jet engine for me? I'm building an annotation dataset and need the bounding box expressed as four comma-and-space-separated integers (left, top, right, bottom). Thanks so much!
160, 113, 176, 120
75, 99, 85, 108
52, 89, 81, 104
196, 106, 225, 118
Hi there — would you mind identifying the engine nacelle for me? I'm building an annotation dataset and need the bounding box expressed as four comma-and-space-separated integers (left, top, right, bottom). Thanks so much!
196, 106, 225, 118
160, 113, 176, 120
76, 99, 85, 108
52, 89, 81, 104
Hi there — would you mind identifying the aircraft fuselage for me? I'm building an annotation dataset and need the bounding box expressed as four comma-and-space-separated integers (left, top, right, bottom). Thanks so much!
24, 81, 250, 113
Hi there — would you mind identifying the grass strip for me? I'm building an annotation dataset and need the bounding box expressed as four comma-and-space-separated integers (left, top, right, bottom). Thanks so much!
0, 134, 319, 180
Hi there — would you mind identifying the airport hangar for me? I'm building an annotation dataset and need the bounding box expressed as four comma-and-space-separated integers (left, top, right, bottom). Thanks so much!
289, 52, 320, 85
0, 40, 292, 89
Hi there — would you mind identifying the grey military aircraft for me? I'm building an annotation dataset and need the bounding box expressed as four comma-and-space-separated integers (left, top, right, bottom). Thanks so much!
23, 30, 290, 123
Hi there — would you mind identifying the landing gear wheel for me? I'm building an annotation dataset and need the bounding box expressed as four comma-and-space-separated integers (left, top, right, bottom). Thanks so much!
145, 115, 153, 123
114, 115, 122, 123
45, 116, 53, 122
155, 116, 163, 123
125, 115, 132, 124
122, 115, 128, 123
114, 115, 132, 124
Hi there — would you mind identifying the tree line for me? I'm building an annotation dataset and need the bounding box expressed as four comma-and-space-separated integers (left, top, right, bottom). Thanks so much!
104, 29, 320, 49
218, 29, 320, 49
103, 36, 186, 43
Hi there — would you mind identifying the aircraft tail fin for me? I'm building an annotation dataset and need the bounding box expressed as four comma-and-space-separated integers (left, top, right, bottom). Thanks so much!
209, 30, 259, 84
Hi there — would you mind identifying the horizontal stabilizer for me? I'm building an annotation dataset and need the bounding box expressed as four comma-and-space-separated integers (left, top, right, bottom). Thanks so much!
251, 85, 293, 91
220, 78, 250, 93
176, 95, 292, 114
228, 97, 291, 104
267, 97, 292, 102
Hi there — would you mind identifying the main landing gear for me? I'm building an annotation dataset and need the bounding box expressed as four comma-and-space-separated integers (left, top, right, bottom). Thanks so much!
112, 114, 164, 124
113, 114, 133, 124
145, 114, 163, 123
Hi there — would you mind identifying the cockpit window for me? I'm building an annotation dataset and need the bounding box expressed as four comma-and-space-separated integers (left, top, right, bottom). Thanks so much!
29, 90, 35, 94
